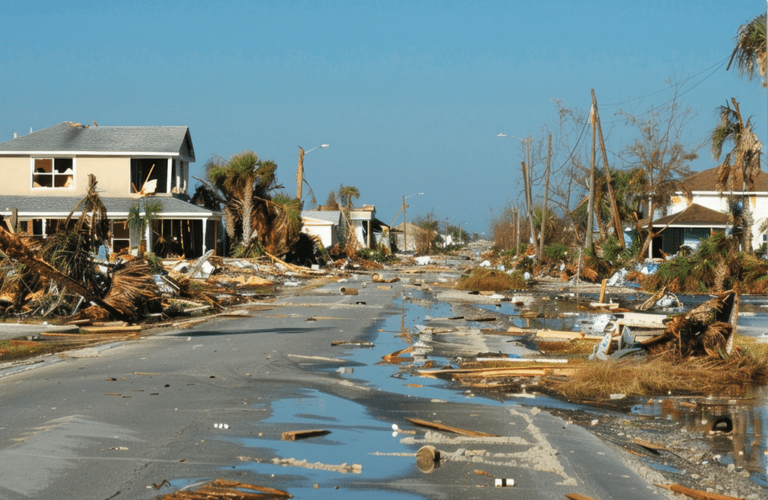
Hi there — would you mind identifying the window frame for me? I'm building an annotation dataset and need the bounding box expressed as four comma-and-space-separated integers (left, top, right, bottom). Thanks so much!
31, 157, 76, 190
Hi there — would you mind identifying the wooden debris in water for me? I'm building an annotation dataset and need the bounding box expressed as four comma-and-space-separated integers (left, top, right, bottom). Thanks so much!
405, 417, 500, 437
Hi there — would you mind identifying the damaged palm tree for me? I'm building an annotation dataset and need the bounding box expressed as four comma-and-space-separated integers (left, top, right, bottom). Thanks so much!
41, 174, 112, 295
643, 290, 739, 358
198, 151, 306, 259
0, 175, 161, 322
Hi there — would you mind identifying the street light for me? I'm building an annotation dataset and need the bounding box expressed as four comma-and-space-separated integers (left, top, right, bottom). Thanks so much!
402, 192, 423, 253
498, 133, 535, 246
296, 144, 329, 202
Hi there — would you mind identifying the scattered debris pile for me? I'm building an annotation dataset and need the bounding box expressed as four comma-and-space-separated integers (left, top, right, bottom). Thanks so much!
643, 290, 738, 358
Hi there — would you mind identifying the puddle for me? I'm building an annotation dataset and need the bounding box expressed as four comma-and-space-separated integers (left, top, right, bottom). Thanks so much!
632, 387, 768, 485
220, 390, 423, 499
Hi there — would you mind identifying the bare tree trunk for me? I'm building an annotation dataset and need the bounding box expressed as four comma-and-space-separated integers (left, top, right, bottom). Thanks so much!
539, 134, 551, 258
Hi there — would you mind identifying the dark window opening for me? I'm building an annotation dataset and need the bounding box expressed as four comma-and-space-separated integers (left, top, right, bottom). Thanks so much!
131, 158, 168, 193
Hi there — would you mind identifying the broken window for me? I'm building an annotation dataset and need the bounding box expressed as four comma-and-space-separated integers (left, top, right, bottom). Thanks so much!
112, 220, 130, 254
32, 158, 74, 189
130, 158, 168, 194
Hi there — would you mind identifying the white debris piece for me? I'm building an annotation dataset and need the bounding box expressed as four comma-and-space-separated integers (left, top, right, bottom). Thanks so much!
414, 256, 431, 266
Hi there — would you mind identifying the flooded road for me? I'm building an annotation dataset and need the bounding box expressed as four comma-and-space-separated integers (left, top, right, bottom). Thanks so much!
2, 268, 767, 499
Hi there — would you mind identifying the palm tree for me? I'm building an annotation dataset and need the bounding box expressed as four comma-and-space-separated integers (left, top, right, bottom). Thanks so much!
711, 98, 763, 252
728, 14, 767, 86
338, 185, 360, 209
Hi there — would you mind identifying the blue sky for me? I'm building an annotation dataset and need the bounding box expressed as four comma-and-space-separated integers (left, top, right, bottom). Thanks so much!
1, 1, 766, 236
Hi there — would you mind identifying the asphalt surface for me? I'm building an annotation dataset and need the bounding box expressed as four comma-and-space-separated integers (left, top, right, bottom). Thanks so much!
0, 269, 674, 500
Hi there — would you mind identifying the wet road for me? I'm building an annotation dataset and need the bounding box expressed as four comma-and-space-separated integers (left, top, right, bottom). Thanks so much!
0, 270, 673, 500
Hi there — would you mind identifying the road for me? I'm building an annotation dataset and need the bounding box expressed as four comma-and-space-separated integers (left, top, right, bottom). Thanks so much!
0, 269, 672, 500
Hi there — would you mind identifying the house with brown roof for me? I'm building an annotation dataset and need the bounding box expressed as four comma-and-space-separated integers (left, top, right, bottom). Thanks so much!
645, 167, 768, 257
0, 122, 221, 257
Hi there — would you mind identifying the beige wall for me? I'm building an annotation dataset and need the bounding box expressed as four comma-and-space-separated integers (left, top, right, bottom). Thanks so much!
0, 155, 135, 197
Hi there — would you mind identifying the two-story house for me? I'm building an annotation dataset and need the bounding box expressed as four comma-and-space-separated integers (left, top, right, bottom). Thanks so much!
0, 122, 221, 257
642, 166, 768, 257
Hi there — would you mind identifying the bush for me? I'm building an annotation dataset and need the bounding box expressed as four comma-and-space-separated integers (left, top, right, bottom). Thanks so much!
544, 242, 569, 261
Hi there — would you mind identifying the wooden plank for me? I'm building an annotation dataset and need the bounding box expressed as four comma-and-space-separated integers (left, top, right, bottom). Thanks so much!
565, 494, 599, 500
81, 325, 142, 334
654, 483, 744, 500
419, 366, 576, 379
405, 417, 500, 437
382, 346, 413, 363
535, 329, 585, 340
281, 429, 331, 441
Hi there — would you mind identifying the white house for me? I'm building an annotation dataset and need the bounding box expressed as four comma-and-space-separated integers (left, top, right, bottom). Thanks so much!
301, 210, 341, 248
647, 167, 768, 256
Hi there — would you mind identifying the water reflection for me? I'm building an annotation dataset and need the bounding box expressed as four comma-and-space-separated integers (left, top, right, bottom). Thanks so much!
633, 387, 768, 485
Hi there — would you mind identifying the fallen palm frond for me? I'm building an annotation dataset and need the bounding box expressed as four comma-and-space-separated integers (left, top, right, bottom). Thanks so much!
80, 259, 161, 321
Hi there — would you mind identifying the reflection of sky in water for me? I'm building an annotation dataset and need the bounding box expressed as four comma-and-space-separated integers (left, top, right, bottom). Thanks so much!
219, 390, 423, 500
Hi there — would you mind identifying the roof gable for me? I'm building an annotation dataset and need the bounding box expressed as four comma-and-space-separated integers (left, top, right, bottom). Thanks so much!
642, 203, 730, 228
0, 122, 195, 161
684, 167, 768, 192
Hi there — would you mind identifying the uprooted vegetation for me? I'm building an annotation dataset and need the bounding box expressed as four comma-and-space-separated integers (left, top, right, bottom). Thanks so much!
432, 289, 768, 401
454, 267, 528, 291
641, 232, 768, 294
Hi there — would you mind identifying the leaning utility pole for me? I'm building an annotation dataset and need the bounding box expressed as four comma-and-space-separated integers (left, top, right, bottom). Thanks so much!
592, 89, 624, 248
585, 103, 596, 250
296, 147, 305, 202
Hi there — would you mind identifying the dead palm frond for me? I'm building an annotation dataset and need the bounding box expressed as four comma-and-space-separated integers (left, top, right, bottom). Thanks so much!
728, 14, 767, 87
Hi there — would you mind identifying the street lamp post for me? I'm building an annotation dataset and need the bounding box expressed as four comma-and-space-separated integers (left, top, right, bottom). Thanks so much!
296, 144, 329, 203
498, 133, 535, 246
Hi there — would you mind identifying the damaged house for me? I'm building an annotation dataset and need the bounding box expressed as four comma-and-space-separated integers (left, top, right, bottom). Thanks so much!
641, 167, 768, 257
0, 122, 221, 258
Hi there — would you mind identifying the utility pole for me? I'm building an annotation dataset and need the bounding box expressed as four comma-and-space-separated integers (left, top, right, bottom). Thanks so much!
585, 102, 596, 250
296, 147, 305, 202
522, 137, 536, 246
592, 89, 624, 247
540, 133, 551, 258
514, 204, 520, 254
402, 195, 408, 253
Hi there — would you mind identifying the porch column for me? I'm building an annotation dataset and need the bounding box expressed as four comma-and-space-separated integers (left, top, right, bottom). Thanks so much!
145, 223, 152, 253
166, 158, 172, 193
42, 219, 47, 238
202, 219, 208, 254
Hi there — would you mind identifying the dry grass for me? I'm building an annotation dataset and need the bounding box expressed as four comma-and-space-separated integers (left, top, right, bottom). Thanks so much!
541, 336, 768, 400
0, 340, 71, 361
455, 267, 527, 291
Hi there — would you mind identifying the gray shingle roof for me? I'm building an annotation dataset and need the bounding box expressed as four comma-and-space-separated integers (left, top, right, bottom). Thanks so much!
0, 196, 218, 219
302, 210, 341, 224
0, 122, 195, 161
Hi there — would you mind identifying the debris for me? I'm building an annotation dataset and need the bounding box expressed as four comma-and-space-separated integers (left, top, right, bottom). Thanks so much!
281, 429, 331, 441
81, 325, 142, 334
565, 495, 599, 500
638, 286, 682, 310
404, 417, 500, 437
643, 290, 739, 358
416, 445, 441, 473
381, 346, 414, 364
653, 483, 744, 500
339, 287, 358, 295
239, 456, 362, 474
161, 479, 291, 499
494, 478, 514, 487
371, 273, 399, 283
330, 340, 373, 347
